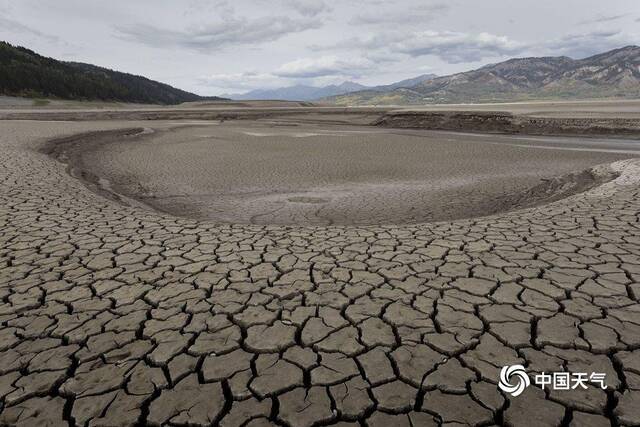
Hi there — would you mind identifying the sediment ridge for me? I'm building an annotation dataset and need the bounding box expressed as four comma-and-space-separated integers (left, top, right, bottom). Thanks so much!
373, 111, 640, 137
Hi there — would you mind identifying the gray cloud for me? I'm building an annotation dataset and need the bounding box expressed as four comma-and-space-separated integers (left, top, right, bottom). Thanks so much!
593, 14, 626, 23
284, 0, 331, 17
0, 16, 60, 43
350, 3, 449, 25
117, 14, 321, 52
321, 30, 526, 64
579, 14, 626, 24
183, 0, 234, 16
544, 30, 639, 58
2, 0, 637, 96
393, 31, 526, 63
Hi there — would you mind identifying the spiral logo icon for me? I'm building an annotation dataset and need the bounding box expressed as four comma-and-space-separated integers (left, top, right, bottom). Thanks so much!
499, 365, 530, 397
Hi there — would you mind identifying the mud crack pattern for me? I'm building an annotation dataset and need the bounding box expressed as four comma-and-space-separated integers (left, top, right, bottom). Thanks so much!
1, 120, 640, 426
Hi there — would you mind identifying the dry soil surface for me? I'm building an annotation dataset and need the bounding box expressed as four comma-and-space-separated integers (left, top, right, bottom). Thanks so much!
2, 110, 640, 427
57, 120, 640, 226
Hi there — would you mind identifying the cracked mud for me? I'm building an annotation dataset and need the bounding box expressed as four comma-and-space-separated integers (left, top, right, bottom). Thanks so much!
48, 121, 640, 226
2, 116, 640, 427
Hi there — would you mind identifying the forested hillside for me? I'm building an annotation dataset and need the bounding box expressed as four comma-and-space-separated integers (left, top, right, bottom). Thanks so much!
0, 41, 222, 104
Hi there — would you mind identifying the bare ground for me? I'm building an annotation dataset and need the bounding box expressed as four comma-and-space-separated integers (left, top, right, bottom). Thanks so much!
3, 103, 640, 426
43, 120, 638, 226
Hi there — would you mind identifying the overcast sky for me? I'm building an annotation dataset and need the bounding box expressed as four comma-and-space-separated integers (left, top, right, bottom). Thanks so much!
1, 0, 639, 95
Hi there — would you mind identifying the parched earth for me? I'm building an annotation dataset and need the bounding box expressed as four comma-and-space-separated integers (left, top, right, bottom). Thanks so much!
2, 118, 640, 427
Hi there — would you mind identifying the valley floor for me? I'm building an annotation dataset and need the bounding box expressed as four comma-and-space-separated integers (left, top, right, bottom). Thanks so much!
2, 104, 640, 426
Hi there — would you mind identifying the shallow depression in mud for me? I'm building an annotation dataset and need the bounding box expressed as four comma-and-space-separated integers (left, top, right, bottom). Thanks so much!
54, 121, 640, 226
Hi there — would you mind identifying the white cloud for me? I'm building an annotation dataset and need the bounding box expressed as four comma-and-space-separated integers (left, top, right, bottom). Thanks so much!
199, 72, 282, 90
199, 55, 377, 92
274, 55, 374, 78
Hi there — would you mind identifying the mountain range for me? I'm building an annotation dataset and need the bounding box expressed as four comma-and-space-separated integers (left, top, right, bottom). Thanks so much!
326, 46, 640, 105
0, 41, 225, 104
225, 74, 437, 101
3, 41, 638, 106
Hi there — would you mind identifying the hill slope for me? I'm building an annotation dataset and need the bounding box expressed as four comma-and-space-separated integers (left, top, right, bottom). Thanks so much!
0, 41, 222, 104
327, 46, 640, 105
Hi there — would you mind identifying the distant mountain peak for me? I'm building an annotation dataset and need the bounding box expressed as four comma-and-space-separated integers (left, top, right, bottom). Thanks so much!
226, 75, 437, 101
